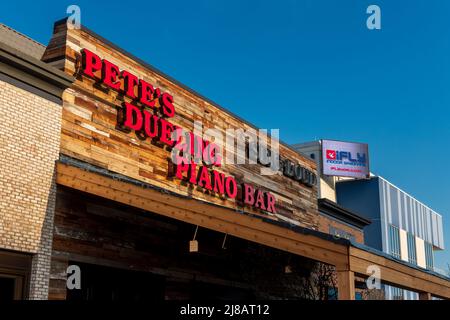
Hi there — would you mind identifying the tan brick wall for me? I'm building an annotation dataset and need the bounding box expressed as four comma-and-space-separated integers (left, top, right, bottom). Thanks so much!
0, 80, 62, 299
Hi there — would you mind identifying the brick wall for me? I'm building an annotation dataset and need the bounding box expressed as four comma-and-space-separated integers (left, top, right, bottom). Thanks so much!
0, 80, 62, 299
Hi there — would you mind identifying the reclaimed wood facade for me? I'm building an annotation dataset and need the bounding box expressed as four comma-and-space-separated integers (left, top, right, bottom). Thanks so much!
49, 186, 318, 300
43, 21, 319, 230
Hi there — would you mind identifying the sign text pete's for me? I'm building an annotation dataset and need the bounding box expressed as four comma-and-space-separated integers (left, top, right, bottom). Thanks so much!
79, 48, 278, 214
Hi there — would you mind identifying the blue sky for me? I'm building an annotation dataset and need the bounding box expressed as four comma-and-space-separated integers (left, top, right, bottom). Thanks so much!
2, 0, 450, 271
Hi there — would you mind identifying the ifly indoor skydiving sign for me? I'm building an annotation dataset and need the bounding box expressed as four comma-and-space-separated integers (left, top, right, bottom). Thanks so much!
321, 139, 370, 178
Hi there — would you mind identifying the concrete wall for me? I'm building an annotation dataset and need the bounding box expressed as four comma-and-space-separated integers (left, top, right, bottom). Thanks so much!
293, 141, 337, 201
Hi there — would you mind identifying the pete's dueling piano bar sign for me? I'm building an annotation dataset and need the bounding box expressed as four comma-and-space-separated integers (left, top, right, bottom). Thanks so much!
79, 49, 316, 215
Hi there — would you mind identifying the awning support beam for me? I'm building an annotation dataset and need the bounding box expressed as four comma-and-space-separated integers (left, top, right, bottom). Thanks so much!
55, 161, 450, 300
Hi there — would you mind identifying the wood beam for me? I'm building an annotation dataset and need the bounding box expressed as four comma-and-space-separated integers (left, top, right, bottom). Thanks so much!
337, 270, 355, 300
55, 162, 450, 300
349, 247, 450, 299
56, 163, 347, 258
419, 292, 432, 300
55, 162, 349, 267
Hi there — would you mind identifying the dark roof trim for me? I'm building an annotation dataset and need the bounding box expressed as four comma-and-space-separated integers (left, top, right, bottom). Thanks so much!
52, 18, 315, 167
318, 198, 371, 229
0, 41, 73, 101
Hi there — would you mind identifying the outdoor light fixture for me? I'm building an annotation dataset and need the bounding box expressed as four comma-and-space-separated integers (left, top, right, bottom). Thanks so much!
189, 225, 199, 253
285, 256, 293, 274
221, 233, 228, 250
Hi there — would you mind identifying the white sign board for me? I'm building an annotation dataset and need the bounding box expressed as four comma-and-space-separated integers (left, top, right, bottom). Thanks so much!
321, 140, 370, 178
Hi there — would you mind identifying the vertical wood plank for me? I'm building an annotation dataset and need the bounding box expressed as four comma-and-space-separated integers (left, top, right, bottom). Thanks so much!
419, 292, 432, 300
337, 270, 355, 300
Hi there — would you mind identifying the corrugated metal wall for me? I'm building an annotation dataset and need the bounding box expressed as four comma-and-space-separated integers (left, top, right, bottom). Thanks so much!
378, 177, 444, 249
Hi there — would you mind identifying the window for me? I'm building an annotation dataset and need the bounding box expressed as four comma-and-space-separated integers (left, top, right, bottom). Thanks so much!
327, 287, 337, 300
0, 275, 23, 300
425, 242, 434, 270
407, 233, 417, 265
392, 286, 404, 300
0, 251, 31, 300
388, 225, 401, 259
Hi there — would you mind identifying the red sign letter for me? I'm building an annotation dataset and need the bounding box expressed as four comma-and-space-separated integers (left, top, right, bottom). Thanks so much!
158, 118, 175, 147
143, 110, 158, 138
81, 49, 102, 79
254, 189, 266, 210
225, 177, 238, 199
266, 192, 277, 214
160, 92, 175, 118
102, 60, 121, 90
243, 183, 255, 205
138, 80, 156, 108
121, 70, 139, 99
212, 171, 225, 194
123, 102, 143, 131
197, 166, 213, 191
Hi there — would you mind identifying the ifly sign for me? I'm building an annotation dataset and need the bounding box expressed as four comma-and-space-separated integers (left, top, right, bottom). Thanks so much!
321, 140, 370, 178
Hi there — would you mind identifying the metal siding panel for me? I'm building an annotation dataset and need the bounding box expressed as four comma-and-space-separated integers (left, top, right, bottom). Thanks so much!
399, 192, 407, 231
398, 190, 403, 229
407, 197, 412, 234
392, 187, 400, 227
387, 184, 394, 226
422, 206, 426, 239
415, 204, 420, 238
432, 213, 438, 247
380, 181, 389, 253
426, 209, 432, 243
415, 203, 419, 238
419, 207, 422, 240
409, 198, 416, 235
438, 214, 444, 249
404, 194, 409, 232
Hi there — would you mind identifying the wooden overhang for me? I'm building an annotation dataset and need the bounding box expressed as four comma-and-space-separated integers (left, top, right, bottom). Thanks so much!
55, 157, 450, 300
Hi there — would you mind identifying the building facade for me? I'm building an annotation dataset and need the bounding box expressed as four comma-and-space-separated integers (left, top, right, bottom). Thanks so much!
1, 20, 449, 300
294, 140, 446, 300
0, 23, 72, 299
336, 176, 445, 299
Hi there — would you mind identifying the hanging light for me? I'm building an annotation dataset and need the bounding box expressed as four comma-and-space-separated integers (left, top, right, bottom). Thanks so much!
189, 225, 199, 253
222, 233, 228, 250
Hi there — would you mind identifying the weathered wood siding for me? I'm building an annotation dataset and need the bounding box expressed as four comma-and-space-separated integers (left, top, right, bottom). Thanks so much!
43, 21, 319, 230
49, 187, 312, 300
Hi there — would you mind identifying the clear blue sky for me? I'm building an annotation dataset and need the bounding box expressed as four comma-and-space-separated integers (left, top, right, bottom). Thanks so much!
2, 0, 449, 271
